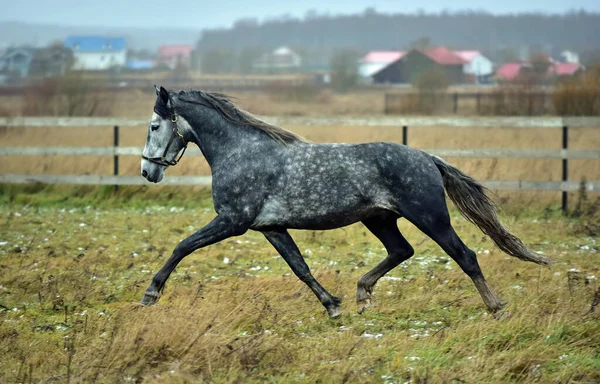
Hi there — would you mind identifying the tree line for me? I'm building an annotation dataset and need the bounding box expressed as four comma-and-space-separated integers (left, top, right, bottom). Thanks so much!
195, 9, 600, 71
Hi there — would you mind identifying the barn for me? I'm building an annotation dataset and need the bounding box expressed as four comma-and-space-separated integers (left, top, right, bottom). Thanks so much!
358, 51, 406, 79
372, 47, 466, 85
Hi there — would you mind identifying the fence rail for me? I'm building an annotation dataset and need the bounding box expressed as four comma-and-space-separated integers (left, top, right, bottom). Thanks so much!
1, 115, 599, 212
384, 92, 559, 115
2, 116, 600, 128
1, 147, 599, 160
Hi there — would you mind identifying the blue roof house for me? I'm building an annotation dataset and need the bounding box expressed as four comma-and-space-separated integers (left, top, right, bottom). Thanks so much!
64, 36, 126, 70
0, 47, 35, 79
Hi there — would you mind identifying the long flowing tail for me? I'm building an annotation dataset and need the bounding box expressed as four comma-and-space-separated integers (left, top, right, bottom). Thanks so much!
431, 155, 551, 266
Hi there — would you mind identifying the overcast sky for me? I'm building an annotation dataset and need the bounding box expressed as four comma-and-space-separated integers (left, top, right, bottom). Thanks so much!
1, 0, 597, 30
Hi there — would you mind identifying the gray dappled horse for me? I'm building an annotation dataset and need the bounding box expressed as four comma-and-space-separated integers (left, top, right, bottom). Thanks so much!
140, 86, 550, 318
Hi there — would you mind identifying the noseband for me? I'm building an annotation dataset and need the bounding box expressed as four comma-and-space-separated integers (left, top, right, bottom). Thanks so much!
142, 111, 188, 167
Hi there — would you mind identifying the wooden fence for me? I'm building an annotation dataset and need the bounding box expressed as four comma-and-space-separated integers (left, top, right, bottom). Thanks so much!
385, 92, 557, 115
1, 116, 600, 212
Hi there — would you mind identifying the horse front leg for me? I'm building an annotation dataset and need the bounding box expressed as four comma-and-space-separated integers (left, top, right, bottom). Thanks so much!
141, 215, 248, 305
263, 229, 342, 318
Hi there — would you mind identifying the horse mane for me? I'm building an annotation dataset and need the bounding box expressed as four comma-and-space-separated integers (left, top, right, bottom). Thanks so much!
175, 90, 308, 144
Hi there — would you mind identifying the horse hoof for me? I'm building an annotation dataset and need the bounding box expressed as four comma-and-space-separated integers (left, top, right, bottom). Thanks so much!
141, 291, 159, 306
493, 310, 511, 320
327, 306, 342, 319
357, 298, 372, 314
488, 300, 508, 313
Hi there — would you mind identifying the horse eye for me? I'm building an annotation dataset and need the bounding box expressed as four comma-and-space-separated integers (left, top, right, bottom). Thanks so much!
151, 124, 160, 131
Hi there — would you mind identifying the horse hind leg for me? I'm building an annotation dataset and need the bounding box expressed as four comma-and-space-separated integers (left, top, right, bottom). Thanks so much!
357, 217, 415, 314
440, 229, 506, 312
404, 204, 506, 312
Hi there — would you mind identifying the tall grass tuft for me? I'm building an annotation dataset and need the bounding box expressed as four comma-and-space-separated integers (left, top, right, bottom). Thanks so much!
553, 65, 600, 116
21, 71, 113, 116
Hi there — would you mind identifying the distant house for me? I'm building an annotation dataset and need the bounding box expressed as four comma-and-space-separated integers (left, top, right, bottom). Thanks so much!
549, 62, 584, 77
495, 60, 584, 82
495, 62, 528, 82
29, 44, 73, 78
358, 51, 406, 79
253, 46, 301, 73
64, 36, 126, 71
454, 50, 493, 83
157, 45, 192, 69
559, 50, 580, 64
0, 47, 35, 79
372, 47, 466, 85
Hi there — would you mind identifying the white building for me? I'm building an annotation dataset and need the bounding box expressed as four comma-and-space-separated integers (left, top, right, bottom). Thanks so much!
454, 50, 494, 83
64, 36, 126, 71
559, 50, 579, 64
253, 46, 302, 73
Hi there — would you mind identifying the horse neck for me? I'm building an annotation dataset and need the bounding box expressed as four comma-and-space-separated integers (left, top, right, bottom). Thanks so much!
184, 110, 278, 168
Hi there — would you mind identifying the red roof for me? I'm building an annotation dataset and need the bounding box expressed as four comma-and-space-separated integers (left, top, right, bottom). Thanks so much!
158, 45, 192, 58
454, 50, 481, 62
496, 61, 583, 81
495, 62, 529, 81
551, 62, 583, 76
421, 47, 467, 65
360, 51, 406, 64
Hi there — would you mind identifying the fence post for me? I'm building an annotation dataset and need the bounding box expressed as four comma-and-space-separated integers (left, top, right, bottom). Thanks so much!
113, 125, 119, 192
542, 92, 547, 114
476, 93, 481, 114
562, 125, 568, 213
384, 94, 390, 114
453, 92, 458, 114
528, 93, 533, 116
402, 126, 408, 146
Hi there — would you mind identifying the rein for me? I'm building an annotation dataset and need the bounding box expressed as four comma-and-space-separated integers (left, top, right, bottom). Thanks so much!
142, 104, 188, 167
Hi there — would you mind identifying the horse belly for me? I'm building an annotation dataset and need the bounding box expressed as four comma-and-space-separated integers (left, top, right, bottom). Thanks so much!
252, 195, 385, 230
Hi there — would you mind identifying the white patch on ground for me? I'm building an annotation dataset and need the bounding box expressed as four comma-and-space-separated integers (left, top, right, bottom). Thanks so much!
361, 332, 383, 340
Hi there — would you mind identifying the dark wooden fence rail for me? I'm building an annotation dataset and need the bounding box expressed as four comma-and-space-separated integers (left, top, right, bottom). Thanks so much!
1, 116, 599, 213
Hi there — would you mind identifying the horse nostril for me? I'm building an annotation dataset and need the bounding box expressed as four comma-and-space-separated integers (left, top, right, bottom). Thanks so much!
142, 170, 148, 178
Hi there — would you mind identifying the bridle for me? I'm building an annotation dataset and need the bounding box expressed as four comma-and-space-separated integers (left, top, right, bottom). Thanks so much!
142, 109, 188, 167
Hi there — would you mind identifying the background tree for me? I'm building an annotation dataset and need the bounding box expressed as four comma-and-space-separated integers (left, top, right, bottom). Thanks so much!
201, 49, 235, 74
329, 49, 359, 92
29, 41, 74, 78
195, 11, 600, 58
237, 47, 264, 74
410, 36, 432, 50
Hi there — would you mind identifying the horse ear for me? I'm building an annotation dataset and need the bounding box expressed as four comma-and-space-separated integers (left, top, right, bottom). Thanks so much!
154, 84, 160, 96
159, 86, 169, 104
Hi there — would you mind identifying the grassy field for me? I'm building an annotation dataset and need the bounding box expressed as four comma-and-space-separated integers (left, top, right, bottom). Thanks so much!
0, 188, 599, 383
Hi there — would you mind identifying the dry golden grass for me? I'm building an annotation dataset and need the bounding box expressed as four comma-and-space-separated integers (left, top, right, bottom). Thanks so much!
0, 194, 598, 383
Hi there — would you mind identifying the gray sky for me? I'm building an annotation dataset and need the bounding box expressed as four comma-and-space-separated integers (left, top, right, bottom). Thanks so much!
1, 0, 597, 30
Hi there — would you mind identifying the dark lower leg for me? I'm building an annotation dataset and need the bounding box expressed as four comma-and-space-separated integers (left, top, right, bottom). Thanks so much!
436, 228, 505, 312
402, 193, 506, 313
357, 218, 414, 313
471, 275, 506, 312
263, 229, 341, 318
142, 215, 247, 305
